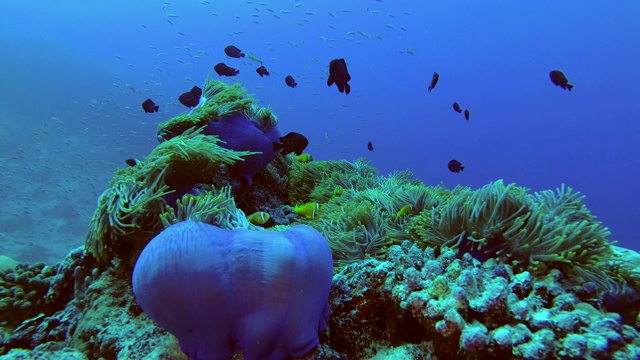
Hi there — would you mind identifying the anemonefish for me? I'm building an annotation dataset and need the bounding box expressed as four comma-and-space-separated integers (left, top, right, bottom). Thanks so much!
396, 205, 413, 217
247, 211, 270, 225
297, 153, 313, 163
294, 202, 322, 220
333, 185, 344, 196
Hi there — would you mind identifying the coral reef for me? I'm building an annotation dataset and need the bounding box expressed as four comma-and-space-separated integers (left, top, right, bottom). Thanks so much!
2, 79, 639, 360
329, 242, 640, 359
4, 236, 640, 359
407, 180, 617, 289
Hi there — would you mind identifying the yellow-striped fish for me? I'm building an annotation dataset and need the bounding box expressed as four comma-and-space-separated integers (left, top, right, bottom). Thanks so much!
247, 211, 270, 225
294, 202, 322, 220
297, 153, 313, 163
396, 205, 412, 217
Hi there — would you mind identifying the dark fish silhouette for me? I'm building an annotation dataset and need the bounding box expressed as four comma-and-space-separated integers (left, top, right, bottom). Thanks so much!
448, 160, 464, 173
178, 86, 203, 108
256, 65, 270, 77
327, 58, 351, 95
428, 72, 439, 92
189, 86, 202, 98
367, 141, 374, 151
464, 109, 470, 121
285, 75, 297, 88
178, 93, 198, 107
224, 45, 245, 58
125, 158, 139, 167
214, 62, 239, 77
452, 102, 462, 113
141, 99, 159, 113
549, 70, 573, 91
273, 132, 308, 156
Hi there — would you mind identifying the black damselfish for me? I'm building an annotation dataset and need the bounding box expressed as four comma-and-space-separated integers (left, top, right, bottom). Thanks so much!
178, 86, 202, 108
448, 160, 464, 173
214, 62, 239, 77
549, 70, 573, 91
256, 65, 270, 77
428, 72, 439, 92
273, 132, 308, 156
224, 45, 245, 58
141, 99, 158, 113
327, 58, 351, 95
285, 75, 297, 88
189, 86, 202, 98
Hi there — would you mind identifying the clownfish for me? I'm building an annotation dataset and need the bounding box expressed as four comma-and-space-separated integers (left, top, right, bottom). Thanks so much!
294, 202, 322, 220
247, 211, 270, 226
396, 205, 413, 217
333, 185, 344, 196
297, 153, 313, 163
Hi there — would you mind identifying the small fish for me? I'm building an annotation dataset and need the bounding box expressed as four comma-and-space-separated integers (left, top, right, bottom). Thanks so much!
367, 141, 374, 151
178, 86, 202, 108
247, 211, 270, 226
464, 109, 470, 121
294, 202, 322, 220
214, 62, 239, 76
452, 102, 462, 113
327, 58, 351, 95
273, 132, 308, 155
428, 72, 439, 92
224, 45, 245, 58
297, 153, 313, 162
141, 99, 159, 113
396, 205, 412, 217
549, 70, 573, 91
333, 185, 344, 196
247, 53, 263, 63
324, 132, 333, 144
125, 158, 139, 167
448, 160, 464, 173
285, 75, 297, 88
256, 65, 270, 77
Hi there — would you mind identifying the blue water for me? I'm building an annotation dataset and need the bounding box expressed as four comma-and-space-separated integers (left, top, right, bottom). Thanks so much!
1, 0, 638, 263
